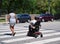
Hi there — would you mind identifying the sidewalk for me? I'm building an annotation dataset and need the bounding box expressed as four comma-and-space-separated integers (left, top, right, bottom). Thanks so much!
0, 22, 9, 24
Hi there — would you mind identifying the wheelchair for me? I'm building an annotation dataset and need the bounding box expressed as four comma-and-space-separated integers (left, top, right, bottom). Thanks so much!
27, 20, 43, 38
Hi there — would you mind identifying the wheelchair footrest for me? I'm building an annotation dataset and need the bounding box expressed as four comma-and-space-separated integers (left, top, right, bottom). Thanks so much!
34, 32, 42, 35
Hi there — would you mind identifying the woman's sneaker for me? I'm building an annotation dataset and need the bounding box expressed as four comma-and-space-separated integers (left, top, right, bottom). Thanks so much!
12, 32, 16, 36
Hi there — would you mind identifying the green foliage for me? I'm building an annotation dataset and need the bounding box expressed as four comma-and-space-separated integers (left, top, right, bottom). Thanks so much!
0, 19, 5, 22
1, 0, 60, 15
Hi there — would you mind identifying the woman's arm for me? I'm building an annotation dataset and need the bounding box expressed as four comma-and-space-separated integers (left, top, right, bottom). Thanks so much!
30, 23, 35, 29
15, 15, 19, 23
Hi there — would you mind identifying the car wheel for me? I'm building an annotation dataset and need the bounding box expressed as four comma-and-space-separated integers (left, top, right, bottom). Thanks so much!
51, 19, 54, 22
35, 34, 38, 38
42, 19, 45, 22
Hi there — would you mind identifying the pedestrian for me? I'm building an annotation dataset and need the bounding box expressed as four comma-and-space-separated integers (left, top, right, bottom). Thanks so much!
29, 15, 37, 31
29, 16, 41, 33
27, 15, 37, 36
27, 15, 42, 38
7, 11, 17, 36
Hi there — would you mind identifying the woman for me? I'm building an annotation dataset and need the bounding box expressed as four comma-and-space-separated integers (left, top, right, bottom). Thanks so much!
27, 16, 43, 38
27, 16, 37, 36
7, 12, 17, 36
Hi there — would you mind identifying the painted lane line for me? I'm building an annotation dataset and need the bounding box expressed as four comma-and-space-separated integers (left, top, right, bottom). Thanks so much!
25, 37, 60, 44
1, 32, 60, 43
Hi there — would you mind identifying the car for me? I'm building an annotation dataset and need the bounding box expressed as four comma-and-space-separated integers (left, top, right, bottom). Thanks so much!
35, 13, 54, 22
16, 14, 31, 23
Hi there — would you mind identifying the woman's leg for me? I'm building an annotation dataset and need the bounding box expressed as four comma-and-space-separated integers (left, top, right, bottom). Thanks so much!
10, 25, 14, 33
10, 25, 16, 36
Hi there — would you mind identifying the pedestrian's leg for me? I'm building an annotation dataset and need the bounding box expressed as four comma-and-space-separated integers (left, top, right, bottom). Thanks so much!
10, 26, 14, 33
10, 25, 16, 36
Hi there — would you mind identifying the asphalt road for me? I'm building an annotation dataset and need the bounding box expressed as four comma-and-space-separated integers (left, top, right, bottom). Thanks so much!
0, 21, 60, 44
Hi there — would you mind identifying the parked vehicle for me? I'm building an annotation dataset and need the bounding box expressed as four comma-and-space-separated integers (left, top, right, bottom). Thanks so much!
16, 14, 31, 23
35, 13, 54, 22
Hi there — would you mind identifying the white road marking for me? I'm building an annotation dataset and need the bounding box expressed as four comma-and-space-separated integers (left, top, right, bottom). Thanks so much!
0, 30, 28, 35
25, 37, 60, 44
0, 30, 54, 35
0, 33, 26, 38
0, 30, 55, 38
1, 37, 34, 43
1, 32, 60, 43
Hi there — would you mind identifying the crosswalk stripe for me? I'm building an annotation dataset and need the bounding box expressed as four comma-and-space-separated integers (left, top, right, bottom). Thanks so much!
0, 29, 48, 31
0, 31, 60, 39
0, 30, 28, 35
1, 37, 34, 43
1, 32, 60, 43
0, 30, 54, 35
0, 30, 10, 32
0, 30, 55, 39
0, 36, 12, 38
44, 32, 60, 37
0, 27, 59, 44
25, 37, 60, 44
0, 29, 26, 32
0, 33, 26, 38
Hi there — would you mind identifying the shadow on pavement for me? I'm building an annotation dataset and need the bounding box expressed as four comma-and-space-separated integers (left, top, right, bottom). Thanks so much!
4, 33, 12, 36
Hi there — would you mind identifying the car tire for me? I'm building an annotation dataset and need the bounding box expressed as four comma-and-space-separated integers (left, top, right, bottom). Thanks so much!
42, 19, 45, 22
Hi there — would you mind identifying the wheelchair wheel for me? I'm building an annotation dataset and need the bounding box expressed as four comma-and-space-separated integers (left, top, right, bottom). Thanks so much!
35, 34, 38, 38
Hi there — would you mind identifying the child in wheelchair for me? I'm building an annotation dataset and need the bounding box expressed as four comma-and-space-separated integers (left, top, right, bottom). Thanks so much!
27, 17, 43, 38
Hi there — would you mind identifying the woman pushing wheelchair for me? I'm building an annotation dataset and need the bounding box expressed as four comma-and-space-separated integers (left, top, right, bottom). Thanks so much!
27, 15, 43, 38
